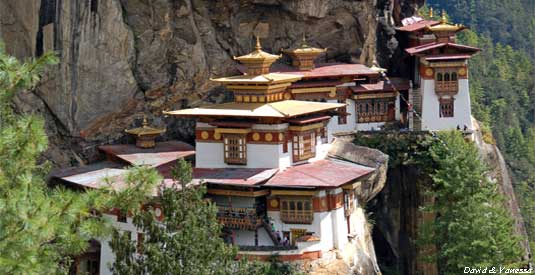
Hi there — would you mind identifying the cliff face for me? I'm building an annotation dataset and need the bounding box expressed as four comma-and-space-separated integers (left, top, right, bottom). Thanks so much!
0, 0, 420, 166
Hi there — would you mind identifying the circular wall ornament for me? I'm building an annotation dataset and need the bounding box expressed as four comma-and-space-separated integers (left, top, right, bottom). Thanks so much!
278, 133, 284, 141
201, 131, 209, 140
252, 133, 260, 141
284, 92, 292, 100
265, 133, 273, 141
425, 68, 434, 77
458, 67, 467, 76
213, 132, 221, 140
270, 199, 279, 208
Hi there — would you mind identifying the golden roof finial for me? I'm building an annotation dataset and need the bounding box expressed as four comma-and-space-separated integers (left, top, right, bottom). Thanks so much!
440, 9, 447, 23
429, 7, 433, 18
142, 115, 149, 127
255, 35, 261, 51
301, 33, 309, 48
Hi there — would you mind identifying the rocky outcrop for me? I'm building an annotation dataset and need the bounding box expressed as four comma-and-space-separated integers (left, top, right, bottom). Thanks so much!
329, 139, 389, 203
0, 0, 420, 167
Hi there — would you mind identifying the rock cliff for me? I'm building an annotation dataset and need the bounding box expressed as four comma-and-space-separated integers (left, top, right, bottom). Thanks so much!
0, 0, 420, 167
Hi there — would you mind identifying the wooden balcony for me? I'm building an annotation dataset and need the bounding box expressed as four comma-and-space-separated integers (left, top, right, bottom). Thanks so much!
435, 81, 458, 93
280, 210, 314, 224
217, 207, 263, 231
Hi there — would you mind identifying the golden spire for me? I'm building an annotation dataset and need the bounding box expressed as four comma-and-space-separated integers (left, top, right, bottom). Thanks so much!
301, 33, 309, 48
282, 35, 326, 71
425, 9, 465, 33
233, 35, 281, 75
125, 115, 166, 148
142, 115, 149, 127
429, 7, 433, 18
440, 9, 447, 24
255, 35, 261, 51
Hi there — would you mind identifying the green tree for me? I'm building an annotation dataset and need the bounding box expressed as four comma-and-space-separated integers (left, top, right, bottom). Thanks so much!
0, 44, 157, 274
421, 131, 523, 273
110, 159, 243, 275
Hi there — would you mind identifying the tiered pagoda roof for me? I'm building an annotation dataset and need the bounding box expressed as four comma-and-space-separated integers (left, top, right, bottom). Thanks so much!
282, 35, 327, 71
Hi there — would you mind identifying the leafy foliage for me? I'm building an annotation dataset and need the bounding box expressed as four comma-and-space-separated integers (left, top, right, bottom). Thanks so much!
354, 132, 524, 273
422, 132, 523, 273
110, 159, 302, 275
0, 44, 158, 274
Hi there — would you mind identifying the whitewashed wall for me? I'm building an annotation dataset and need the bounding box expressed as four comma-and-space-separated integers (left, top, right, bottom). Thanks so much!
99, 214, 140, 275
421, 79, 473, 131
233, 228, 274, 246
327, 99, 357, 141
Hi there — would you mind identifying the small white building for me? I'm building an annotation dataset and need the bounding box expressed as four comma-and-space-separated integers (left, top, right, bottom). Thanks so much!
398, 12, 480, 132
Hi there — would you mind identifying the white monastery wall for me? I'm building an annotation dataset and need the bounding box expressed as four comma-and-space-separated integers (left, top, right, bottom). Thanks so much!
267, 211, 334, 252
233, 228, 273, 246
99, 214, 141, 275
326, 99, 357, 141
421, 79, 473, 131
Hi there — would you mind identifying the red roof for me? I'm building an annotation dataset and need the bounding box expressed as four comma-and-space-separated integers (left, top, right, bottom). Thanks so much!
405, 42, 480, 56
351, 79, 410, 93
397, 19, 439, 32
99, 141, 195, 168
237, 63, 378, 79
193, 168, 278, 186
264, 159, 374, 188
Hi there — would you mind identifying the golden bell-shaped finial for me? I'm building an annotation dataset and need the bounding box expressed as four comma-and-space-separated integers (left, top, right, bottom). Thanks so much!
255, 36, 261, 51
429, 7, 434, 18
301, 33, 309, 48
440, 9, 447, 23
142, 115, 149, 127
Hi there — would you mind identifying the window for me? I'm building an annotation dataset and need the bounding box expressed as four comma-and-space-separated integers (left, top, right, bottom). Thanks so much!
435, 69, 458, 93
280, 198, 313, 224
223, 134, 246, 165
137, 233, 144, 254
439, 98, 454, 117
356, 98, 396, 123
117, 210, 127, 223
343, 191, 356, 217
337, 99, 347, 125
292, 131, 316, 162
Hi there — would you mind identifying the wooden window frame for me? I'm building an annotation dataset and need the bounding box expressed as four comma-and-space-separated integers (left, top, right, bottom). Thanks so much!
435, 69, 459, 93
223, 134, 247, 165
439, 97, 454, 117
356, 98, 396, 123
280, 197, 313, 224
292, 131, 316, 162
337, 99, 348, 125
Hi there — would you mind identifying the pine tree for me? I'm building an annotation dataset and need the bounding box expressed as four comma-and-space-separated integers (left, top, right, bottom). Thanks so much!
0, 44, 157, 274
421, 131, 523, 274
110, 159, 249, 275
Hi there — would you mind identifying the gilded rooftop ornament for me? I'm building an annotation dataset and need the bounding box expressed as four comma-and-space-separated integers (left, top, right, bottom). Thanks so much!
125, 116, 166, 137
233, 36, 281, 75
425, 9, 465, 33
233, 36, 281, 62
282, 34, 326, 71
